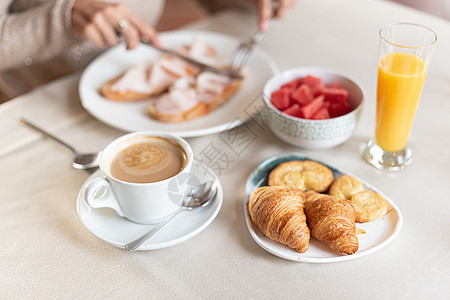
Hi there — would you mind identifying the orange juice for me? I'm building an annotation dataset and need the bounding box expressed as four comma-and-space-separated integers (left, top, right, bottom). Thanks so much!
375, 52, 428, 152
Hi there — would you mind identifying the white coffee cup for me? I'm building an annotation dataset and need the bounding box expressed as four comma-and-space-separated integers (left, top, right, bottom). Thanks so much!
85, 131, 193, 224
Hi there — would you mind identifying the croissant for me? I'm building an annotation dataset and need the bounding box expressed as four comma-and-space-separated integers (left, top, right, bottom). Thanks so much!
248, 186, 310, 253
304, 191, 359, 255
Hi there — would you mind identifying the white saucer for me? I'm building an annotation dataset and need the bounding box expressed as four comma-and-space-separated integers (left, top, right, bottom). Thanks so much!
77, 160, 223, 250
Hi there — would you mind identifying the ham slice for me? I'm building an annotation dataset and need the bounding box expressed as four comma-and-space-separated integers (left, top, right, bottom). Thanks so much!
154, 90, 199, 115
109, 64, 152, 94
188, 36, 220, 66
146, 59, 181, 90
101, 35, 243, 121
103, 35, 223, 100
196, 72, 232, 103
152, 71, 237, 115
111, 56, 195, 94
154, 77, 199, 115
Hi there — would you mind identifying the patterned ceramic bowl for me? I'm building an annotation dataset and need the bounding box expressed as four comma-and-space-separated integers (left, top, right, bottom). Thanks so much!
263, 67, 364, 149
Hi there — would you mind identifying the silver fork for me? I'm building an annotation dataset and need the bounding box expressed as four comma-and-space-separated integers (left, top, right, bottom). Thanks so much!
229, 1, 279, 72
229, 30, 266, 73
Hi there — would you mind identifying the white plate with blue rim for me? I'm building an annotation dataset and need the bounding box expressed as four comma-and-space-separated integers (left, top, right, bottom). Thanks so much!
79, 29, 279, 137
243, 152, 403, 263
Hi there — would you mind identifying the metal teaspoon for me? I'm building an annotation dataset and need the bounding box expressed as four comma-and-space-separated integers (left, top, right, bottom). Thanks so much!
124, 180, 218, 251
19, 117, 99, 170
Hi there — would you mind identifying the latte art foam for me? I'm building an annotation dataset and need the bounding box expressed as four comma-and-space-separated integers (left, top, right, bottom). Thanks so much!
110, 137, 186, 183
120, 143, 170, 172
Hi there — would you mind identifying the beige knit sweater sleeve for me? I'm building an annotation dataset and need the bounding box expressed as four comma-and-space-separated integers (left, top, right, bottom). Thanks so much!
0, 0, 80, 70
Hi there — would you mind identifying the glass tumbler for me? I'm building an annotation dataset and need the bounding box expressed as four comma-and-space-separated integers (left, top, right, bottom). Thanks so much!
364, 23, 437, 171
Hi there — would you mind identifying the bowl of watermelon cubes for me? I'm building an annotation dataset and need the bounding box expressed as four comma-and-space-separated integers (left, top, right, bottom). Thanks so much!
263, 67, 364, 149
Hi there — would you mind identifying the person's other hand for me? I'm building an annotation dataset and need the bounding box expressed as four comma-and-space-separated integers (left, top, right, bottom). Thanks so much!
257, 0, 298, 31
71, 0, 162, 50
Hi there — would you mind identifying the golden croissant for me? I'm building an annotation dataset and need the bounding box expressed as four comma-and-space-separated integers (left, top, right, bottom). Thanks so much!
248, 186, 310, 253
304, 191, 359, 255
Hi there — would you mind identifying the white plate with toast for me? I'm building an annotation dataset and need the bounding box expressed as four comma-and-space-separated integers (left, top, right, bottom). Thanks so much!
79, 30, 279, 137
244, 153, 403, 263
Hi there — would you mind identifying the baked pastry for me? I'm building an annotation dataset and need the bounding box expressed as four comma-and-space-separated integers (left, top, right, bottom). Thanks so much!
268, 160, 333, 192
329, 175, 387, 223
248, 186, 310, 253
148, 72, 243, 123
329, 175, 364, 200
304, 191, 359, 255
350, 191, 387, 223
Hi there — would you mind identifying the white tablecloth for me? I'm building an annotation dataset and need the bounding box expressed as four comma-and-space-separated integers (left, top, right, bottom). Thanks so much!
1, 0, 449, 298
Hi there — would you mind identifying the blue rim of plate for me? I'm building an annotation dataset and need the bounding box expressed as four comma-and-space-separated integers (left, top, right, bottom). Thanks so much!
243, 152, 403, 263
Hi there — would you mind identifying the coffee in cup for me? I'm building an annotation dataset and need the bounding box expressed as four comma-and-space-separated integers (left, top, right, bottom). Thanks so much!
110, 136, 187, 183
85, 131, 193, 224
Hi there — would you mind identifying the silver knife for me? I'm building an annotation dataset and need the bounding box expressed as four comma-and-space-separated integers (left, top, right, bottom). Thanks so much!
140, 38, 244, 80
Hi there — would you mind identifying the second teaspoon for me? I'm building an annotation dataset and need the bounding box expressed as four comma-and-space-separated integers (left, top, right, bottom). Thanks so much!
19, 117, 99, 170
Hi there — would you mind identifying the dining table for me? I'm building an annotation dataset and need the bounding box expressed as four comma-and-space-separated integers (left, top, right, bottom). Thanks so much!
1, 0, 450, 298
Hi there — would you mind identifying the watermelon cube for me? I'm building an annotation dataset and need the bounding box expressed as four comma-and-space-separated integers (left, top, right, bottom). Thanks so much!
328, 82, 342, 89
300, 95, 324, 119
323, 87, 349, 104
281, 78, 302, 91
271, 89, 291, 110
328, 101, 351, 118
291, 84, 313, 106
283, 103, 303, 118
311, 106, 330, 120
311, 84, 325, 97
302, 75, 321, 88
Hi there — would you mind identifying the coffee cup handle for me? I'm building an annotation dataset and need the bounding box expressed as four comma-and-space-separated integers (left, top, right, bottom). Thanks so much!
85, 177, 125, 217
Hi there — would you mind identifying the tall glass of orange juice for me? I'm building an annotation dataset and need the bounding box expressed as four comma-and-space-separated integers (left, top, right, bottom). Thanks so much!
364, 23, 437, 171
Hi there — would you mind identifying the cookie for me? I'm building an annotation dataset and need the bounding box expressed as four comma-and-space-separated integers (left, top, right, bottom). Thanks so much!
350, 190, 387, 223
268, 160, 333, 193
329, 175, 364, 200
328, 174, 387, 222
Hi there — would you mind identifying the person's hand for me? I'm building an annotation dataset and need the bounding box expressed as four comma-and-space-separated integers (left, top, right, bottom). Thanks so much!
257, 0, 298, 31
71, 0, 162, 50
